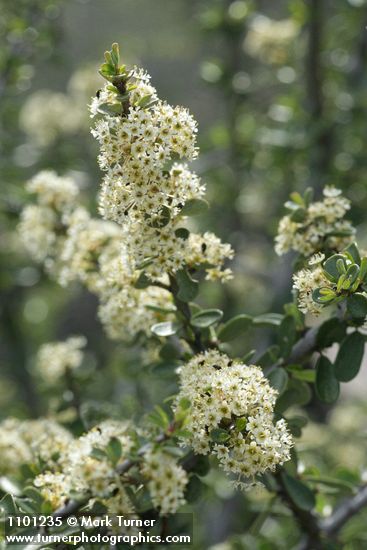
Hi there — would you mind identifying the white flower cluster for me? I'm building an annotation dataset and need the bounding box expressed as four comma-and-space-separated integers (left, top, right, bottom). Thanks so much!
0, 418, 73, 475
34, 420, 135, 510
36, 336, 86, 384
186, 232, 234, 282
275, 187, 355, 258
19, 171, 174, 341
141, 450, 188, 514
19, 171, 79, 272
174, 350, 292, 488
90, 66, 233, 281
293, 253, 332, 315
31, 419, 188, 516
59, 207, 121, 291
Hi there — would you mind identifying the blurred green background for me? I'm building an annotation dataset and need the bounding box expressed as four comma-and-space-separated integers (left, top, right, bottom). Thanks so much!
1, 1, 367, 547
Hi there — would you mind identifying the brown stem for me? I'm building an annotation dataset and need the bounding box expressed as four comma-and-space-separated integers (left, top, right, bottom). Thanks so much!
321, 484, 367, 536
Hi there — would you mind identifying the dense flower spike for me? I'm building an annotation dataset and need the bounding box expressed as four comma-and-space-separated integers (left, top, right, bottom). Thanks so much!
275, 186, 355, 258
90, 44, 233, 281
19, 171, 175, 341
174, 350, 293, 488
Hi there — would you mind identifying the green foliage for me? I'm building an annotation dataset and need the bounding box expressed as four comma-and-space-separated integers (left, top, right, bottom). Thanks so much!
218, 314, 252, 341
315, 356, 340, 404
191, 308, 223, 328
267, 368, 288, 395
280, 472, 316, 511
175, 269, 199, 302
151, 321, 181, 337
334, 332, 365, 382
312, 244, 367, 317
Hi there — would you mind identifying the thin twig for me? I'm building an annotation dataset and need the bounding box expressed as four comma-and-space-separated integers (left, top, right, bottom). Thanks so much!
321, 485, 367, 535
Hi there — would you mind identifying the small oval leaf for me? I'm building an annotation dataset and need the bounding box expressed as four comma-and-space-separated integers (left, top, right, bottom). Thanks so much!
267, 368, 289, 395
217, 314, 252, 341
151, 321, 180, 337
180, 199, 209, 217
281, 472, 316, 511
191, 309, 223, 328
334, 331, 365, 382
346, 293, 367, 319
315, 356, 340, 404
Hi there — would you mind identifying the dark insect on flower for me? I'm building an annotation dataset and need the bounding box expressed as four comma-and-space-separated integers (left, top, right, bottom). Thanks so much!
201, 243, 207, 253
96, 89, 102, 99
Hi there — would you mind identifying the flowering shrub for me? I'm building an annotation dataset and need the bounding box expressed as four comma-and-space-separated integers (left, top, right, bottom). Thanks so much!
3, 43, 367, 548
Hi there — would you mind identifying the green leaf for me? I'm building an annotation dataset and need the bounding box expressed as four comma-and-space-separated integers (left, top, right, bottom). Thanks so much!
346, 293, 367, 319
344, 242, 361, 265
91, 447, 106, 461
315, 356, 340, 404
281, 472, 316, 511
134, 271, 151, 289
235, 417, 247, 432
217, 314, 252, 341
312, 287, 337, 304
334, 331, 365, 382
191, 309, 223, 328
242, 349, 256, 363
283, 447, 299, 476
323, 254, 347, 282
178, 397, 191, 410
136, 94, 153, 109
253, 313, 284, 327
256, 345, 280, 368
286, 416, 308, 437
149, 205, 171, 228
289, 192, 305, 206
275, 378, 312, 413
185, 476, 203, 503
189, 455, 210, 477
148, 406, 170, 430
151, 321, 180, 337
316, 318, 346, 349
97, 102, 122, 116
106, 437, 122, 466
286, 365, 316, 382
210, 428, 230, 443
111, 43, 120, 67
179, 199, 209, 217
176, 269, 199, 302
267, 368, 288, 394
0, 494, 18, 514
359, 257, 367, 282
278, 315, 296, 358
99, 63, 115, 77
175, 227, 190, 240
290, 208, 307, 222
159, 342, 181, 361
23, 487, 44, 507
